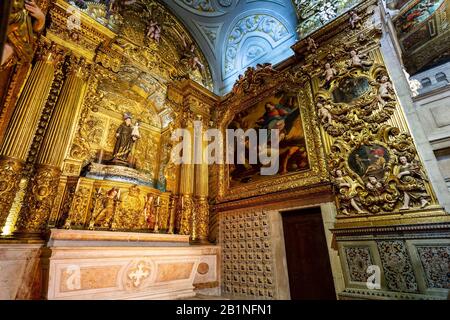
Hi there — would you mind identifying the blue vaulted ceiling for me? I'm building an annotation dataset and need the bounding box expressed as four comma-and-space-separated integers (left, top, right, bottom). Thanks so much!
160, 0, 299, 95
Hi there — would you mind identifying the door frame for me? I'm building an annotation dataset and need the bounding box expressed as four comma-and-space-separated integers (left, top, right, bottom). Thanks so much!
268, 202, 345, 299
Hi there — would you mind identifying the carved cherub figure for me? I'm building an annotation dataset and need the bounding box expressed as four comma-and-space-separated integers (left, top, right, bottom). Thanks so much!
323, 62, 337, 86
232, 74, 244, 92
256, 63, 272, 70
403, 69, 422, 97
146, 20, 161, 43
332, 169, 365, 215
348, 50, 373, 69
396, 156, 430, 210
180, 37, 204, 72
131, 121, 141, 138
365, 176, 384, 196
307, 37, 317, 53
377, 75, 395, 107
349, 10, 362, 29
317, 100, 333, 124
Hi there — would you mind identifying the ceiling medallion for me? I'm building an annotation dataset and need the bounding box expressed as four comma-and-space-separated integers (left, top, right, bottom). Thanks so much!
218, 0, 233, 7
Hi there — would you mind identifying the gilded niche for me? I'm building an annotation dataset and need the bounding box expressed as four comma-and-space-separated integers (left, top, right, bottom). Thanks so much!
63, 0, 214, 185
68, 68, 161, 183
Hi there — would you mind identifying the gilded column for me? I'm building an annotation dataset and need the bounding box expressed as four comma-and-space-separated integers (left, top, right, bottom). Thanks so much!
0, 41, 63, 229
194, 116, 209, 243
178, 116, 195, 236
15, 56, 88, 236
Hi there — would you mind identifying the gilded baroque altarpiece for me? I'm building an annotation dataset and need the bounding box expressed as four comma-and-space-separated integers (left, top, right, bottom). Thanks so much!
0, 0, 215, 237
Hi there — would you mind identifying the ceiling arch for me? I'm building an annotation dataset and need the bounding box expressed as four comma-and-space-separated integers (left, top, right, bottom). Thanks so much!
160, 0, 298, 94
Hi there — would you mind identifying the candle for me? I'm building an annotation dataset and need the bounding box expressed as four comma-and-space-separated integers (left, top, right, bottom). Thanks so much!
117, 189, 121, 200
98, 149, 103, 164
98, 187, 102, 195
157, 196, 161, 205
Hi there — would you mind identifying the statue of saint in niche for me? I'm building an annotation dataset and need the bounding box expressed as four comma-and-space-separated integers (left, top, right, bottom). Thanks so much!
111, 113, 140, 165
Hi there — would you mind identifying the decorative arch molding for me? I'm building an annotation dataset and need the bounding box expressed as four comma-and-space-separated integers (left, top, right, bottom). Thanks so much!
222, 12, 293, 80
193, 21, 224, 55
239, 37, 271, 67
161, 0, 298, 94
173, 0, 239, 17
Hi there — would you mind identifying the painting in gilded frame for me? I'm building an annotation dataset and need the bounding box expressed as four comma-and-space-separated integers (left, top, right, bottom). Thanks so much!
227, 88, 310, 188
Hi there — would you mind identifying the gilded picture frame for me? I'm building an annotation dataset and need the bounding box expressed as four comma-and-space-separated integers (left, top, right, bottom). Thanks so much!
216, 69, 329, 201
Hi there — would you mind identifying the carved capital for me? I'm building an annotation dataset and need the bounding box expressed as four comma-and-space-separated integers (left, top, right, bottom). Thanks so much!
67, 55, 91, 81
35, 40, 66, 66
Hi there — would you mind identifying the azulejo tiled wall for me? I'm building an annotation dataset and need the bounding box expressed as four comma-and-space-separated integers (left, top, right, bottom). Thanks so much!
219, 210, 276, 299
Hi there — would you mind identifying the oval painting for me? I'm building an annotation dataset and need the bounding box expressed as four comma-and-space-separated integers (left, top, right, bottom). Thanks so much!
348, 144, 389, 179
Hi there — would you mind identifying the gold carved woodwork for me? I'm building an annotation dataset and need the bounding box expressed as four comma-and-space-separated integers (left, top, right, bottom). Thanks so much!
46, 0, 116, 62
15, 164, 61, 235
179, 194, 194, 236
194, 196, 209, 243
167, 194, 178, 234
0, 156, 24, 230
63, 177, 171, 233
3, 0, 47, 68
296, 1, 442, 219
14, 55, 90, 237
0, 40, 66, 226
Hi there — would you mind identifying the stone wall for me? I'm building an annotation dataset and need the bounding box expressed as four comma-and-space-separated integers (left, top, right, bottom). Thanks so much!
412, 82, 450, 192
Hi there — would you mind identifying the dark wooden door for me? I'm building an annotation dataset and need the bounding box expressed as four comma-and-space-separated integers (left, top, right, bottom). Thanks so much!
282, 207, 336, 300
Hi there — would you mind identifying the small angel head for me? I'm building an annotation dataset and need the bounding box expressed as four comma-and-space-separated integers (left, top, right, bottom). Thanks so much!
399, 156, 408, 165
379, 75, 389, 83
335, 169, 343, 177
368, 176, 377, 184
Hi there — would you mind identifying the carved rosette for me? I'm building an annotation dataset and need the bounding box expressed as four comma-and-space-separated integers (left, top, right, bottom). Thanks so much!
15, 165, 61, 235
0, 157, 24, 229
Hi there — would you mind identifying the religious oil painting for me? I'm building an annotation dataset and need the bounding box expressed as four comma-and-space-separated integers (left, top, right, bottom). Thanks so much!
332, 76, 370, 103
348, 144, 390, 180
395, 0, 445, 35
227, 89, 309, 187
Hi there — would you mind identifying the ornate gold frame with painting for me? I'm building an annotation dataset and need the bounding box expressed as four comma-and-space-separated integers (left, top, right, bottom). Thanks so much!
216, 67, 328, 202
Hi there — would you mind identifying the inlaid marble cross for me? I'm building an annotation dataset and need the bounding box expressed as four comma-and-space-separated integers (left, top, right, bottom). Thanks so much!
128, 263, 150, 287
